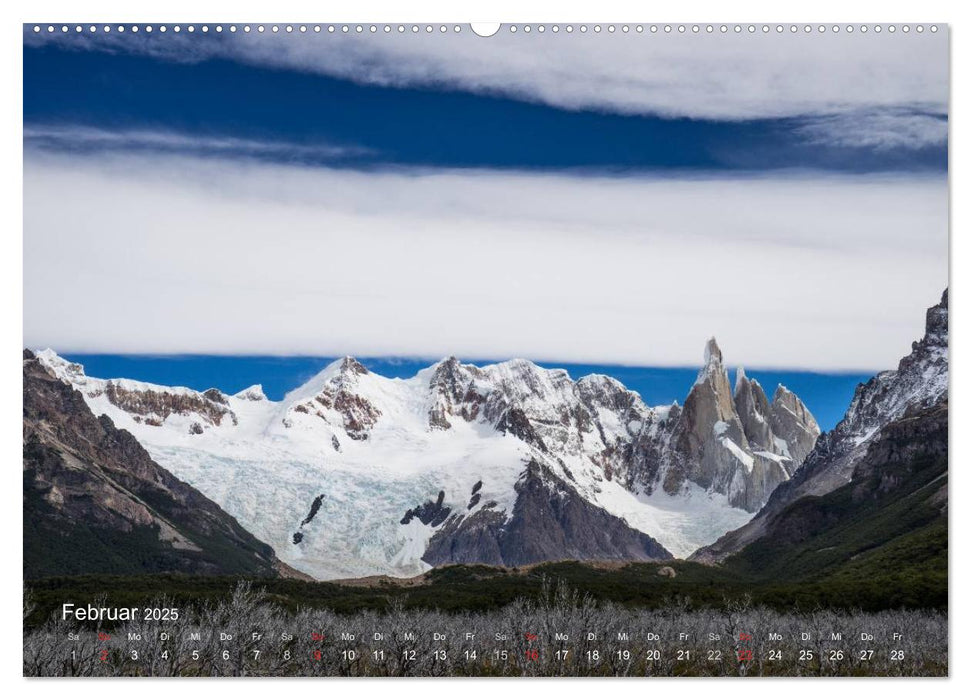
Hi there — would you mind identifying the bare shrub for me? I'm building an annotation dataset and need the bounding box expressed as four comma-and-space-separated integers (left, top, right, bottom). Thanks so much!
23, 583, 947, 677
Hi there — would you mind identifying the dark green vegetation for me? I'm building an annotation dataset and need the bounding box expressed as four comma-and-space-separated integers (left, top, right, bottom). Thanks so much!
23, 551, 942, 632
24, 467, 277, 580
25, 467, 186, 578
22, 562, 726, 629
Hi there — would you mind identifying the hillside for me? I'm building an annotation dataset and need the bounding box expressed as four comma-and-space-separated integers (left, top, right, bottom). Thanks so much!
720, 400, 947, 609
23, 350, 289, 580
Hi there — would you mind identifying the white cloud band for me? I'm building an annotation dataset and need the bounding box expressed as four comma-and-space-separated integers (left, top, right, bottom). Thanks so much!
26, 29, 948, 124
23, 125, 371, 159
23, 147, 948, 371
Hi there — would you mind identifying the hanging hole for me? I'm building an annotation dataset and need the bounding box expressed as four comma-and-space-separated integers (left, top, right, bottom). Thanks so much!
470, 23, 501, 37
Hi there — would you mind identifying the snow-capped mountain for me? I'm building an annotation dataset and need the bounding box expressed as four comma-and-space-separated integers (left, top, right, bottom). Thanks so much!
36, 339, 819, 580
694, 290, 949, 562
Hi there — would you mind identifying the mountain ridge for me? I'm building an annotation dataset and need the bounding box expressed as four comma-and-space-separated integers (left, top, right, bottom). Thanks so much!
693, 289, 948, 563
715, 398, 947, 611
36, 339, 819, 579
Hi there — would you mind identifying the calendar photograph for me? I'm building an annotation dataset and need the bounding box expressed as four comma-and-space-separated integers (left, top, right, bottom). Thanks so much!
22, 22, 948, 677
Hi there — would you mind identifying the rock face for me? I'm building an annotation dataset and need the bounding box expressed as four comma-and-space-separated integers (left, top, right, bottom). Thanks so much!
35, 338, 819, 578
234, 384, 267, 402
401, 491, 452, 527
768, 385, 819, 466
35, 349, 236, 432
663, 339, 820, 511
283, 357, 381, 440
694, 290, 948, 563
22, 350, 284, 579
423, 461, 671, 566
795, 289, 947, 496
413, 344, 817, 515
734, 369, 775, 454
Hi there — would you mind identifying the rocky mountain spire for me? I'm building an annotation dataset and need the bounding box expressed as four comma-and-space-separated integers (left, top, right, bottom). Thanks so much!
769, 385, 820, 466
665, 339, 820, 512
733, 366, 747, 392
734, 368, 774, 452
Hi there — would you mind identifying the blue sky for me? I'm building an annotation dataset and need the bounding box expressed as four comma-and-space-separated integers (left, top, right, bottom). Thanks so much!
23, 39, 947, 173
23, 27, 948, 399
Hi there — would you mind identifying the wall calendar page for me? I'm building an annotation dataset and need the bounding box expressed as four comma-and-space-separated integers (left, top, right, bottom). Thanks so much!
21, 19, 949, 679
